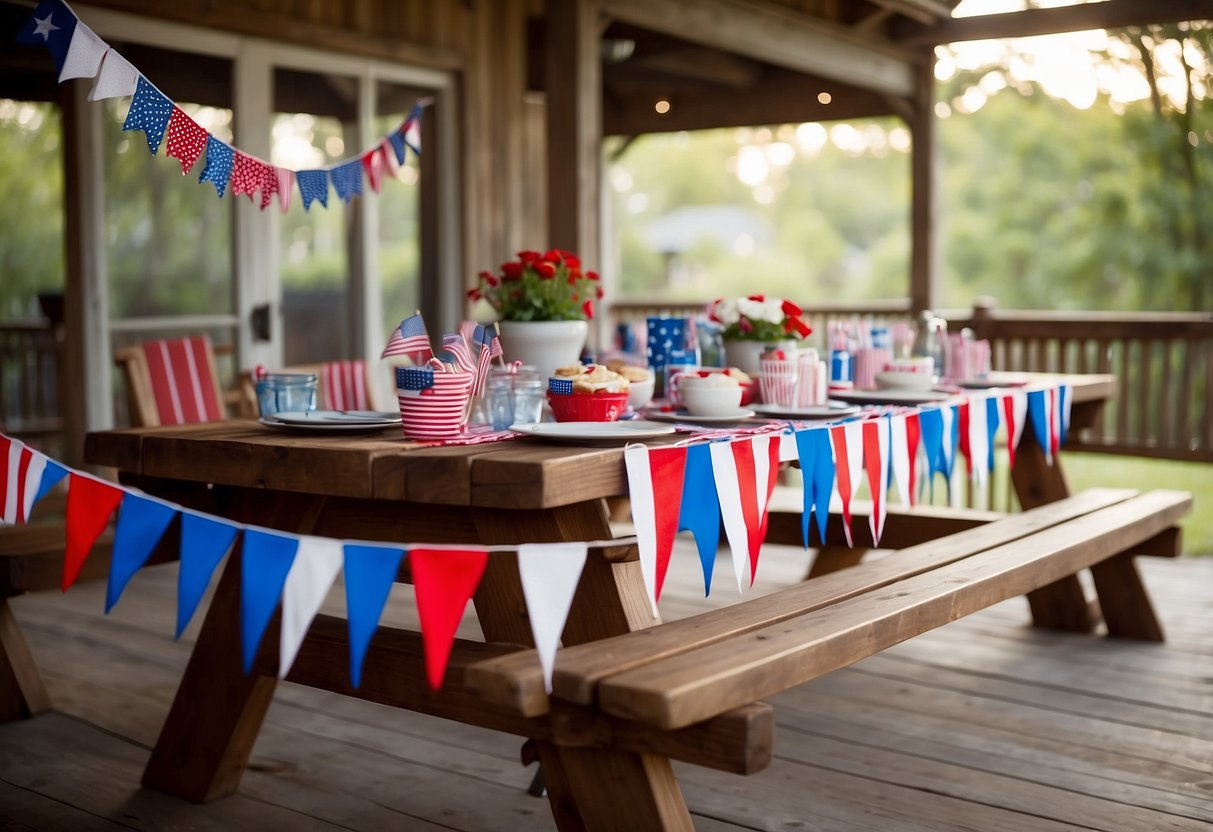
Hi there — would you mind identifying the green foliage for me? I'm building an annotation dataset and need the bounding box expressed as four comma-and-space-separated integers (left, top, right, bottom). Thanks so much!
471, 251, 600, 322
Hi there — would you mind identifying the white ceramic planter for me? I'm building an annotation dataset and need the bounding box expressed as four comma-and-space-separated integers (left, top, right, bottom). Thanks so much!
498, 319, 588, 380
723, 338, 798, 376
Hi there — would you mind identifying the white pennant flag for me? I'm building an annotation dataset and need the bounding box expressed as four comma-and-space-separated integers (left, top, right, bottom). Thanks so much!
1007, 390, 1028, 456
1045, 387, 1058, 466
1061, 384, 1073, 437
709, 441, 749, 593
752, 434, 773, 523
518, 543, 587, 693
868, 419, 891, 545
968, 395, 989, 489
779, 431, 799, 462
889, 414, 912, 509
279, 536, 343, 678
939, 404, 955, 474
623, 445, 659, 615
89, 49, 138, 101
3, 439, 22, 525
59, 21, 107, 82
21, 451, 49, 523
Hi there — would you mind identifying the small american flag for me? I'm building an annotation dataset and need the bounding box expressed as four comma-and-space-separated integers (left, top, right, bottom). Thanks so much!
548, 378, 573, 395
442, 333, 476, 374
382, 313, 433, 362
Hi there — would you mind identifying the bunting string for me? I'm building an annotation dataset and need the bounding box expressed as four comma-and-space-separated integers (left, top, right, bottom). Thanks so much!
0, 381, 1070, 693
17, 0, 427, 213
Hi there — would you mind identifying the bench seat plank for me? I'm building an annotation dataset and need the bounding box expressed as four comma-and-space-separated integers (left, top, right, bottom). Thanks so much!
465, 488, 1138, 716
598, 490, 1191, 730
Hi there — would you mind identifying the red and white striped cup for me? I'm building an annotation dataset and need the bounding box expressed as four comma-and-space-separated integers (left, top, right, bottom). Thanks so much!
396, 370, 475, 440
759, 357, 799, 407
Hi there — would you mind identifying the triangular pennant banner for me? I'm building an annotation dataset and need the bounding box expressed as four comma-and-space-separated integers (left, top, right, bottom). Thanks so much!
297, 170, 329, 210
411, 547, 488, 690
259, 165, 282, 211
709, 440, 749, 593
63, 473, 124, 591
985, 395, 1001, 474
240, 529, 298, 673
677, 443, 721, 595
967, 397, 988, 488
1049, 387, 1062, 458
165, 106, 208, 175
1059, 385, 1073, 445
19, 450, 49, 524
625, 445, 660, 613
362, 146, 385, 194
230, 151, 267, 201
957, 400, 972, 477
58, 20, 106, 83
331, 160, 363, 203
106, 493, 176, 612
795, 427, 835, 547
18, 1, 77, 73
343, 544, 405, 688
1, 437, 33, 525
731, 439, 765, 587
830, 422, 864, 547
177, 511, 239, 637
648, 446, 688, 601
32, 458, 68, 510
403, 113, 422, 156
862, 419, 890, 545
122, 76, 173, 155
890, 414, 912, 510
753, 435, 783, 571
387, 129, 407, 166
279, 536, 344, 678
1003, 391, 1027, 469
1027, 390, 1051, 465
198, 136, 234, 197
89, 49, 138, 101
917, 406, 944, 501
274, 168, 295, 213
517, 543, 587, 693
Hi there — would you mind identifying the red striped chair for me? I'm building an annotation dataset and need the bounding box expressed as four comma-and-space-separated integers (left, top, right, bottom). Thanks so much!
320, 359, 372, 411
115, 335, 229, 427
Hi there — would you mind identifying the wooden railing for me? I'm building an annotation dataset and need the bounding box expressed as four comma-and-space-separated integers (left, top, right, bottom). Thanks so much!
607, 298, 1213, 463
0, 320, 64, 455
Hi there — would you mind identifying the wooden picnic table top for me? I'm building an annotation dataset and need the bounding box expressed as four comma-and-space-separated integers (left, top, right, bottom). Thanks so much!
84, 372, 1115, 511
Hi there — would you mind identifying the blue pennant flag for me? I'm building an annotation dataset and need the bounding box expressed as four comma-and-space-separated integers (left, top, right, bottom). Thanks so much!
176, 511, 240, 637
1058, 385, 1070, 444
32, 459, 68, 508
387, 130, 407, 166
198, 136, 234, 197
985, 396, 1001, 473
241, 529, 298, 673
918, 406, 944, 501
677, 443, 721, 595
330, 160, 363, 203
796, 427, 836, 547
122, 77, 173, 156
106, 494, 177, 613
1027, 389, 1049, 456
343, 544, 406, 688
18, 1, 77, 73
944, 404, 961, 484
402, 104, 423, 155
297, 169, 329, 210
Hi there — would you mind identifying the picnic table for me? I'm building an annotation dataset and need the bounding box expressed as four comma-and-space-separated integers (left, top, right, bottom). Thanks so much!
83, 372, 1125, 829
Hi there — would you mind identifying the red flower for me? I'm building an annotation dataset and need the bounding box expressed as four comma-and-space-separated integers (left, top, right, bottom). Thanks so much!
595, 286, 604, 299
586, 271, 600, 281
567, 273, 579, 286
781, 299, 803, 317
518, 250, 540, 263
747, 294, 765, 302
485, 274, 500, 287
502, 262, 523, 280
738, 317, 753, 333
542, 249, 562, 263
564, 255, 581, 269
478, 270, 494, 280
582, 300, 594, 320
466, 288, 482, 300
569, 267, 582, 279
536, 261, 557, 279
787, 316, 813, 338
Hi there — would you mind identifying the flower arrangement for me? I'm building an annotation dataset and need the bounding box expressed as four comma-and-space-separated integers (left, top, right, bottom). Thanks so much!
468, 250, 602, 322
708, 294, 812, 341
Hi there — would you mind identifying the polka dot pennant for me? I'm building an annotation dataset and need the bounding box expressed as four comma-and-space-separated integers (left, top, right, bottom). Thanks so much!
231, 151, 268, 201
165, 107, 208, 175
122, 76, 173, 156
361, 146, 385, 194
331, 160, 363, 204
387, 130, 407, 166
198, 136, 233, 198
259, 165, 279, 210
297, 170, 329, 211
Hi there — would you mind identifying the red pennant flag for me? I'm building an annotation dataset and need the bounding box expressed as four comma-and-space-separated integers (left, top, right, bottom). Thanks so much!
755, 435, 782, 549
728, 440, 764, 586
164, 106, 208, 175
829, 425, 853, 545
63, 473, 124, 591
231, 151, 268, 201
905, 412, 921, 506
862, 420, 889, 545
1049, 387, 1061, 458
957, 400, 972, 476
648, 446, 687, 601
410, 547, 488, 689
259, 165, 281, 210
362, 146, 385, 193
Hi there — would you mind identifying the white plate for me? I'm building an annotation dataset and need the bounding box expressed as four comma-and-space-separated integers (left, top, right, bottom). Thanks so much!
268, 410, 401, 426
831, 389, 952, 405
750, 403, 860, 419
509, 421, 677, 444
646, 408, 757, 424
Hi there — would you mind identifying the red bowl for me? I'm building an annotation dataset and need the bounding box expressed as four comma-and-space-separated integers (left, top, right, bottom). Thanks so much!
547, 390, 630, 422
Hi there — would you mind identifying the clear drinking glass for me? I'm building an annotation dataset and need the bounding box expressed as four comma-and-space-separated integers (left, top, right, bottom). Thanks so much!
486, 376, 516, 431
512, 377, 545, 425
256, 373, 318, 416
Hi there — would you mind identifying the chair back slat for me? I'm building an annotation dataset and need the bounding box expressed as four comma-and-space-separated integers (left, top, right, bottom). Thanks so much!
321, 360, 370, 411
140, 336, 224, 425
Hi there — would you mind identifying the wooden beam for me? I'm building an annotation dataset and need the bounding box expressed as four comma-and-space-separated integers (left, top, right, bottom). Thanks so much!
869, 0, 953, 26
626, 46, 764, 89
601, 0, 919, 97
900, 0, 1213, 46
909, 56, 936, 314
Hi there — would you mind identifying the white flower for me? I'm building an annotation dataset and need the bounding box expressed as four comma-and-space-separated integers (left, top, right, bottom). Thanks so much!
759, 298, 785, 324
713, 298, 741, 325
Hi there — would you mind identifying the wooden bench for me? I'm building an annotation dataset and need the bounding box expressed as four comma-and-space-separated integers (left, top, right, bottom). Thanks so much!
464, 487, 1190, 830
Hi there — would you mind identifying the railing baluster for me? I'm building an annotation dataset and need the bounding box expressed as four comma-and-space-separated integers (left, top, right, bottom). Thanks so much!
1158, 339, 1174, 448
1116, 339, 1132, 445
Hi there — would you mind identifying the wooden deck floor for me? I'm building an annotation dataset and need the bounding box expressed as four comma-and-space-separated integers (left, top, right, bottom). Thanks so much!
1, 542, 1210, 831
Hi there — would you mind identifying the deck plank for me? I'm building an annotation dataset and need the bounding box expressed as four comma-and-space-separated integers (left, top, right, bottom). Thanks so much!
1, 543, 1210, 830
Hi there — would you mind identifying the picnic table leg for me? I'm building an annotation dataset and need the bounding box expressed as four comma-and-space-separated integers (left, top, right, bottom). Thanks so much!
1011, 432, 1099, 633
1090, 552, 1164, 641
472, 501, 693, 832
142, 490, 326, 802
0, 597, 52, 722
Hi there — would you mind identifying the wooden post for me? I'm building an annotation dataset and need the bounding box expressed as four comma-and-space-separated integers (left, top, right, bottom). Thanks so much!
545, 0, 602, 268
909, 55, 936, 315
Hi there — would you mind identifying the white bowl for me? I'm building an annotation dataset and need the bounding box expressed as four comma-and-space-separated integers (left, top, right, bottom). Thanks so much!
875, 370, 937, 391
627, 374, 655, 409
681, 384, 744, 417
